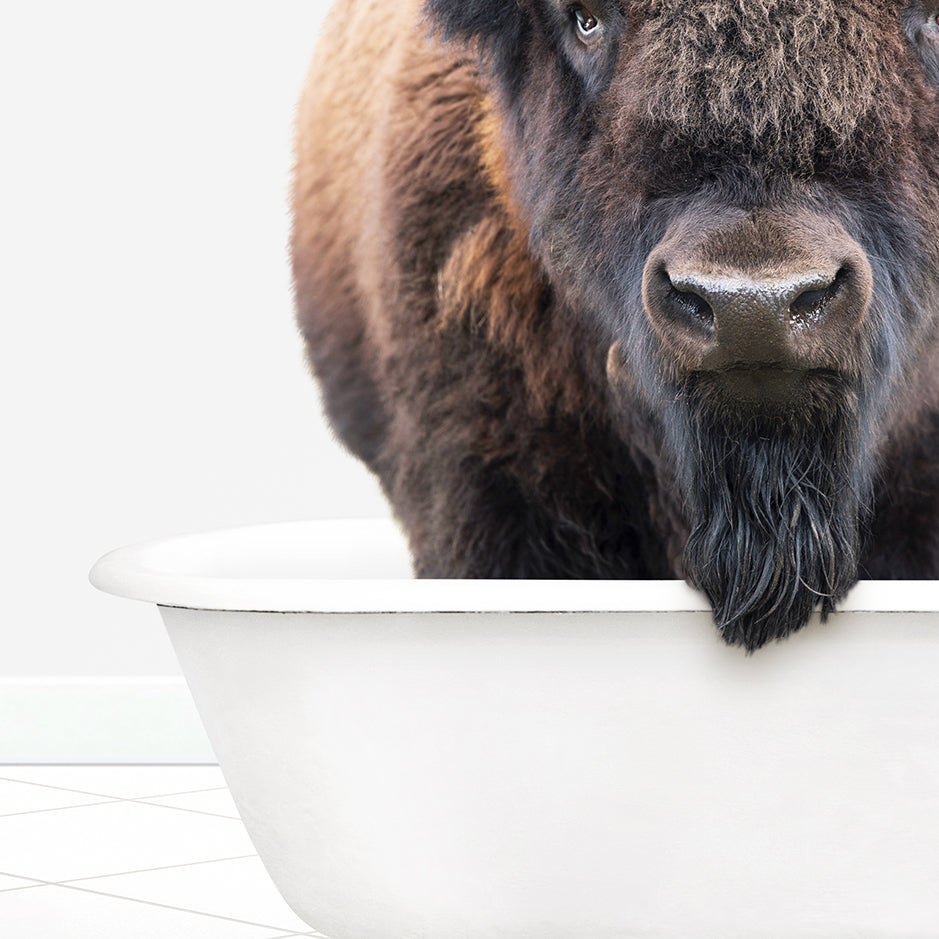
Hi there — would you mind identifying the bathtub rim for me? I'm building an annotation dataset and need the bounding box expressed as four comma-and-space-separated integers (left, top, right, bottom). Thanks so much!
89, 517, 939, 615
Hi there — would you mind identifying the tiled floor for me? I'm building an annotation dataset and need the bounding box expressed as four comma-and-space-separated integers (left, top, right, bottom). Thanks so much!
0, 765, 329, 937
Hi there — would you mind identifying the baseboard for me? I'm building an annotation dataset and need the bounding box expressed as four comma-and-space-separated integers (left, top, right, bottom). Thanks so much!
0, 677, 216, 764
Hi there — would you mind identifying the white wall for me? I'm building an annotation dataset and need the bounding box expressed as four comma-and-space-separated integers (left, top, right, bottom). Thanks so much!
2, 0, 388, 750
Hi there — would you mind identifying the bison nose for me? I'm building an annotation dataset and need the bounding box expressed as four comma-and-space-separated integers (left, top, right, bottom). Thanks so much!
642, 234, 873, 380
663, 266, 856, 367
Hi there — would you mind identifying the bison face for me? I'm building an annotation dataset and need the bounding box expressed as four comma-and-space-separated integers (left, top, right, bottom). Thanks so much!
427, 0, 939, 648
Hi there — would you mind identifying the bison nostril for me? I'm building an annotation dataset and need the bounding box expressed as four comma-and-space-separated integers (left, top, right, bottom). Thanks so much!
665, 277, 714, 329
672, 288, 714, 323
788, 266, 849, 328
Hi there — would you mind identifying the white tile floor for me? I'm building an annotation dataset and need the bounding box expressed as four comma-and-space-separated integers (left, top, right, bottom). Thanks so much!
0, 765, 330, 938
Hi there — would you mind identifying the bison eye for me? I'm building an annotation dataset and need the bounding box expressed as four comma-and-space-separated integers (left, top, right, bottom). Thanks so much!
571, 4, 601, 40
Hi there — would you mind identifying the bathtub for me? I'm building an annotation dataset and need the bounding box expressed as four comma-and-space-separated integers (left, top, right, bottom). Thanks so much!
90, 518, 939, 938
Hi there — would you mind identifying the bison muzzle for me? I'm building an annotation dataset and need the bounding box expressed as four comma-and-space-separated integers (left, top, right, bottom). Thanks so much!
291, 0, 939, 650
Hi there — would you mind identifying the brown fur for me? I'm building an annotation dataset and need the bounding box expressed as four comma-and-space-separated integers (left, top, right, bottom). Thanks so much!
293, 0, 939, 647
633, 0, 919, 168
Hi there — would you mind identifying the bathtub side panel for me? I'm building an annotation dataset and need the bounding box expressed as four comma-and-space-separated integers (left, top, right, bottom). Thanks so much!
159, 605, 939, 939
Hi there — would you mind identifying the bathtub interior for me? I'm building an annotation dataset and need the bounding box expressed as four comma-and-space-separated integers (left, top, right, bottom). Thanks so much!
88, 517, 716, 613
89, 517, 939, 614
101, 517, 414, 581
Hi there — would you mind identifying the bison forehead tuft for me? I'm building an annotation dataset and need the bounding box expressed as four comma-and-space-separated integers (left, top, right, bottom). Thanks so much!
631, 0, 919, 168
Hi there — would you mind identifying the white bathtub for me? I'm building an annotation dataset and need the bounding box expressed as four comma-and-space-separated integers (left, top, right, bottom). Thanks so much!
90, 518, 939, 938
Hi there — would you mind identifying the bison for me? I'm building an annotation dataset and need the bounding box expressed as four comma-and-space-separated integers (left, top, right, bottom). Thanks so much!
291, 0, 939, 650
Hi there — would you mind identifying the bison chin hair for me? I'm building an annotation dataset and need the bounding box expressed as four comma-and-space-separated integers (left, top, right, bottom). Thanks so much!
674, 392, 873, 652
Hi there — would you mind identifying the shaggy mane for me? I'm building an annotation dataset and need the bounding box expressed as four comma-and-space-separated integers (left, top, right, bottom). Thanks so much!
633, 0, 917, 169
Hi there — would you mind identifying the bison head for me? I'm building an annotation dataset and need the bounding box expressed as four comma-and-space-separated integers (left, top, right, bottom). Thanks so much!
426, 0, 939, 648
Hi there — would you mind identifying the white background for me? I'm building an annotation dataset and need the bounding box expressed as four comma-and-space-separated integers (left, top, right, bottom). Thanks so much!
2, 1, 388, 681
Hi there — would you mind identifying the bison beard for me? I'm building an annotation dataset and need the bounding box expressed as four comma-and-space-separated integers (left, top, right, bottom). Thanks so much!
677, 393, 871, 651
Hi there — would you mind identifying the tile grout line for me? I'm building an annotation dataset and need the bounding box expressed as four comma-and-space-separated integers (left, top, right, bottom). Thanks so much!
55, 880, 310, 934
0, 775, 126, 800
0, 784, 240, 820
129, 797, 242, 820
0, 795, 240, 820
49, 853, 260, 886
0, 874, 327, 937
0, 770, 320, 932
0, 854, 260, 893
0, 870, 55, 893
0, 774, 227, 801
0, 798, 122, 818
0, 883, 52, 893
125, 786, 229, 798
